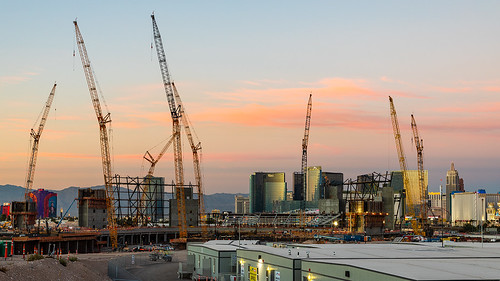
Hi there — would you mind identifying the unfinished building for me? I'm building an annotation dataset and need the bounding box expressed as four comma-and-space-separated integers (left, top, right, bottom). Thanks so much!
78, 188, 107, 229
10, 201, 37, 230
170, 186, 199, 227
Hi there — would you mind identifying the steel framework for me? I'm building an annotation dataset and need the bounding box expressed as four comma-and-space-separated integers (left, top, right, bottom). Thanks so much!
344, 172, 391, 203
111, 175, 200, 226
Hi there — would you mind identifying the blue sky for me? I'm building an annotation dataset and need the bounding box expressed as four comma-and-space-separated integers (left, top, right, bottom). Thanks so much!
2, 1, 500, 194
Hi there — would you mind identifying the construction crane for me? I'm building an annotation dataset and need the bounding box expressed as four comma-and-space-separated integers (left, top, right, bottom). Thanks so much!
172, 82, 207, 238
25, 83, 57, 200
140, 135, 174, 225
411, 114, 428, 227
74, 21, 118, 248
144, 135, 175, 177
389, 96, 423, 236
301, 94, 313, 204
151, 14, 187, 239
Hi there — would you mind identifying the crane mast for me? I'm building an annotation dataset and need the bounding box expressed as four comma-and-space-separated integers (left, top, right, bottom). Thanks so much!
74, 20, 118, 248
151, 14, 187, 238
172, 83, 207, 238
411, 114, 427, 224
25, 83, 57, 200
301, 94, 312, 202
389, 96, 422, 235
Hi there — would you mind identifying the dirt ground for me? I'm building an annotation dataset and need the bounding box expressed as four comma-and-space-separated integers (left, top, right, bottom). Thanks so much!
0, 256, 110, 281
0, 250, 187, 281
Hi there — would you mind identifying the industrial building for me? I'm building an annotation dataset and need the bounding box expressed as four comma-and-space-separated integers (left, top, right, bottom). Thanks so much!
187, 240, 500, 281
29, 188, 57, 218
78, 188, 108, 229
187, 240, 259, 280
249, 172, 286, 213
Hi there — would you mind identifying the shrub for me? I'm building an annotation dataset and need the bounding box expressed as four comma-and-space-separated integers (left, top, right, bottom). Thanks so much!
59, 258, 67, 267
69, 256, 78, 262
462, 223, 477, 233
27, 254, 44, 261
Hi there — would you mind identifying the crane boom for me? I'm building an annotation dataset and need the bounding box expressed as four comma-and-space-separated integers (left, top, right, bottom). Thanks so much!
25, 83, 57, 200
151, 14, 187, 238
172, 83, 207, 238
144, 135, 175, 177
389, 96, 422, 235
302, 94, 312, 201
411, 114, 427, 223
74, 20, 118, 248
139, 135, 175, 225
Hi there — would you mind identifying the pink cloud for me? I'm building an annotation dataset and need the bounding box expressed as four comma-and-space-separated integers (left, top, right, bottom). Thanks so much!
191, 102, 387, 130
431, 86, 472, 93
202, 151, 294, 163
435, 102, 500, 113
38, 152, 100, 160
0, 72, 39, 85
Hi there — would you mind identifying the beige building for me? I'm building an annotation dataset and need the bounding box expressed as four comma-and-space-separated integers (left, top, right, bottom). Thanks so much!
451, 192, 500, 226
451, 192, 486, 226
234, 195, 250, 214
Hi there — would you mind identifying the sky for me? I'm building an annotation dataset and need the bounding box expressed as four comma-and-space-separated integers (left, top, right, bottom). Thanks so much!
2, 1, 500, 194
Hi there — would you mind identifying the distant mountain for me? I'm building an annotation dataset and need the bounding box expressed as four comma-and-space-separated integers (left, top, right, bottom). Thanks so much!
0, 184, 247, 216
204, 193, 248, 212
0, 184, 25, 202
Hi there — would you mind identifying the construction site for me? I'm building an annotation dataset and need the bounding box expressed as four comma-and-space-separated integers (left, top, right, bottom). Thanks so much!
3, 11, 500, 281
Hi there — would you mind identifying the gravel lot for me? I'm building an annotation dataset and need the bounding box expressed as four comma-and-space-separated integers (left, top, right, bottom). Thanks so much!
0, 250, 187, 281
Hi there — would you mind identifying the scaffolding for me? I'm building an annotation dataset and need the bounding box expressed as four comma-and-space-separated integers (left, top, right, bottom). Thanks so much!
110, 175, 201, 227
344, 172, 391, 234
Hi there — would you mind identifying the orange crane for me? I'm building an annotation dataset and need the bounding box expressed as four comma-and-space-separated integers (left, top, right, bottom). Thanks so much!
411, 114, 427, 225
140, 135, 174, 225
172, 83, 207, 238
25, 83, 57, 200
389, 96, 423, 235
151, 14, 187, 238
74, 21, 118, 248
301, 94, 312, 203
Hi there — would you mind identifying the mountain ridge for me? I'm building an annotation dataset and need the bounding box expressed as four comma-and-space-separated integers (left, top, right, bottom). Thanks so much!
0, 184, 247, 215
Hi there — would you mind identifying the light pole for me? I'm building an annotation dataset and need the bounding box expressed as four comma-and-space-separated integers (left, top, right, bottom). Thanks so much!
440, 185, 444, 248
481, 197, 484, 248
